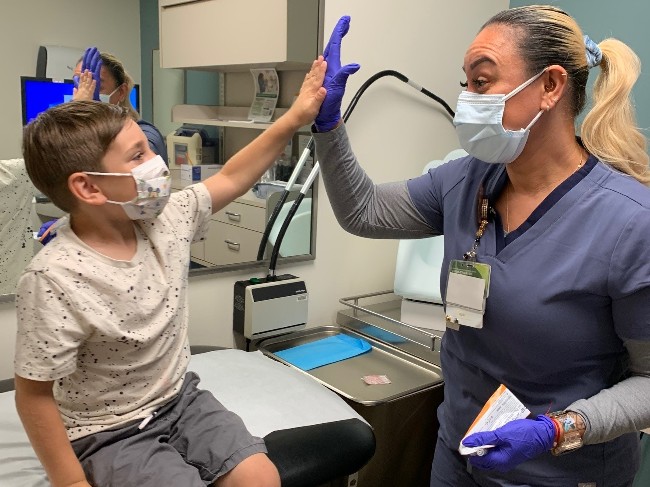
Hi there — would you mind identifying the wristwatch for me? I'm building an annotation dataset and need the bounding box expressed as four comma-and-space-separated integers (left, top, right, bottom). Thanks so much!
548, 411, 585, 456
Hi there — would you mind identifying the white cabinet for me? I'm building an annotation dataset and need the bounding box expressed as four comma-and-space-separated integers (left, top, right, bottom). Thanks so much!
189, 188, 312, 267
159, 0, 321, 70
195, 192, 267, 267
204, 220, 263, 266
213, 200, 266, 231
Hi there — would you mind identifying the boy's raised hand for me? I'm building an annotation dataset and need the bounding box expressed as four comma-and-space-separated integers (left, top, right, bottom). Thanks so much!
287, 56, 327, 129
72, 70, 97, 101
73, 47, 102, 101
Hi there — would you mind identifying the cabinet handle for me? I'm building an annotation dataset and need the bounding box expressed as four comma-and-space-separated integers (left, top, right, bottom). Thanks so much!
225, 211, 241, 222
225, 239, 241, 250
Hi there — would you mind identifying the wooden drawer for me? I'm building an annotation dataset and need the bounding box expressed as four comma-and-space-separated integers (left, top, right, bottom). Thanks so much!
204, 221, 262, 266
213, 201, 266, 232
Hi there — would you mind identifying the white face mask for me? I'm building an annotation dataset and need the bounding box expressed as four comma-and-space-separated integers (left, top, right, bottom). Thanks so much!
99, 86, 120, 104
85, 155, 172, 220
453, 69, 546, 164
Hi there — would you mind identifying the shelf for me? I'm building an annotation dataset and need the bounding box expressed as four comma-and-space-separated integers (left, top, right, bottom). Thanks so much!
172, 105, 291, 131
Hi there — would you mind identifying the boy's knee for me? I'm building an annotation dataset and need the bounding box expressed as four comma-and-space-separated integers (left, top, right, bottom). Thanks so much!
214, 453, 280, 487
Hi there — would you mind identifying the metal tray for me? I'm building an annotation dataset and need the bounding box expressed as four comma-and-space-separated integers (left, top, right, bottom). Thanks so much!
338, 290, 444, 364
258, 325, 443, 405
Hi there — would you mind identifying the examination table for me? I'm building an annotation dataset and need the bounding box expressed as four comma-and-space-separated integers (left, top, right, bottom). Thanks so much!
0, 347, 376, 487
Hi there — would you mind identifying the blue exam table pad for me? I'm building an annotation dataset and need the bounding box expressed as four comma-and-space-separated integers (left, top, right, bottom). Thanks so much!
275, 334, 372, 371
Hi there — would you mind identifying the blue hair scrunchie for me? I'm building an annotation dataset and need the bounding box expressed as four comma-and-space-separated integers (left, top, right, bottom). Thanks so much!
584, 34, 602, 69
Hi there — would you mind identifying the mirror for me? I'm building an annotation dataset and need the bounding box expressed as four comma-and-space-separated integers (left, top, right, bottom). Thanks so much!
0, 2, 317, 301
156, 64, 317, 275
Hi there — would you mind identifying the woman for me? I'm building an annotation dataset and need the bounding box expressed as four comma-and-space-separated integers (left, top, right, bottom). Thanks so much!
74, 47, 168, 163
313, 8, 650, 486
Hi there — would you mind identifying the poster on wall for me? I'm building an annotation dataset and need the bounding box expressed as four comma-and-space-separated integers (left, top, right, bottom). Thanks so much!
248, 68, 279, 122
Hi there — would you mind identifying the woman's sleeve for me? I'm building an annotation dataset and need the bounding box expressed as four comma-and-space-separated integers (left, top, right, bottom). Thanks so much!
568, 207, 650, 444
313, 124, 438, 239
568, 337, 650, 444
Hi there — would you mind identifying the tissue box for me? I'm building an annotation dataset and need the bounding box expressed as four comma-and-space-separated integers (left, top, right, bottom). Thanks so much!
181, 164, 223, 181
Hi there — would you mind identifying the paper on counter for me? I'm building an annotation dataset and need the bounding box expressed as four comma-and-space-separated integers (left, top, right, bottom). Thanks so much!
458, 384, 530, 456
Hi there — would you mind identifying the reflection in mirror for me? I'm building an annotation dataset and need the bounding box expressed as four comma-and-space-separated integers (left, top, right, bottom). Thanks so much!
171, 68, 318, 275
1, 84, 317, 301
0, 159, 38, 296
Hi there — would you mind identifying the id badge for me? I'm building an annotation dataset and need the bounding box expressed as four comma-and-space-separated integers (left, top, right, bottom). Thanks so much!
445, 260, 491, 329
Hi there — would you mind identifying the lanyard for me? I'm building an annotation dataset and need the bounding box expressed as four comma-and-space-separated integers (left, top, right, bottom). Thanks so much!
463, 198, 489, 262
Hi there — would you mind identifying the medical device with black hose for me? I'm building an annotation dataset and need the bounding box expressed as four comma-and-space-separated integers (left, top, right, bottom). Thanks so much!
233, 70, 455, 344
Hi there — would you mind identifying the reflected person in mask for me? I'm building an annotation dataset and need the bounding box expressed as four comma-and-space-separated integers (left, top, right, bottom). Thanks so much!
13, 55, 325, 487
37, 48, 171, 245
73, 47, 168, 162
313, 8, 650, 487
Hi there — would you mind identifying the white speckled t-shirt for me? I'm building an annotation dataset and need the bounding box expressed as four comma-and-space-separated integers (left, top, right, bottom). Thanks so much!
14, 183, 212, 440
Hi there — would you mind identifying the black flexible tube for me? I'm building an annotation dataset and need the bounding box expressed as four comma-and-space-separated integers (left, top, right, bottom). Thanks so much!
265, 70, 454, 277
256, 189, 290, 261
342, 70, 455, 121
266, 192, 306, 280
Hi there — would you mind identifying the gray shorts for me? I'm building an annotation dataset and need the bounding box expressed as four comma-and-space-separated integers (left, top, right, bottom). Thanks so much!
71, 372, 267, 487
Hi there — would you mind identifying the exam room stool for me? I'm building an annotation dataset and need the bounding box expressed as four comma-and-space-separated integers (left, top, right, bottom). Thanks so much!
189, 345, 376, 487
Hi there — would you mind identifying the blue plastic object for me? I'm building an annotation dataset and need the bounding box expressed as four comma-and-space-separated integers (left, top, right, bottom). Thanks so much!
275, 334, 372, 371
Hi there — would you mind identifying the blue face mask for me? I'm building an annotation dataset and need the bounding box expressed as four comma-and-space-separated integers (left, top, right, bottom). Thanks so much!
453, 69, 546, 164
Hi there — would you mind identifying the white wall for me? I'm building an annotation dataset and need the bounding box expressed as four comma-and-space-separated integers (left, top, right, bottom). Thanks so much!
180, 0, 510, 348
0, 0, 141, 159
0, 0, 508, 379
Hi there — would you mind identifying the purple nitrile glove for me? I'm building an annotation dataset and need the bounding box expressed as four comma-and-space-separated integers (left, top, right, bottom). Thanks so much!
73, 47, 102, 100
462, 415, 555, 472
314, 15, 361, 132
37, 219, 58, 245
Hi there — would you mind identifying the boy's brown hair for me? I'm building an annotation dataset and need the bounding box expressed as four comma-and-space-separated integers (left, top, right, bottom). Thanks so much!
22, 100, 130, 212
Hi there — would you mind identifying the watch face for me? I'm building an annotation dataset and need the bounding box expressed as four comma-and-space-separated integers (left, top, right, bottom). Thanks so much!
549, 412, 584, 455
553, 436, 582, 455
562, 431, 583, 448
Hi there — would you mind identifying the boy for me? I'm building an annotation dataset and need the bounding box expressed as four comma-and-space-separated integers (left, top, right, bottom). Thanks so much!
14, 58, 326, 487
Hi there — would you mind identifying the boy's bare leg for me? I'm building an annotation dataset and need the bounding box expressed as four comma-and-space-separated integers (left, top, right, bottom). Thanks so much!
214, 453, 280, 487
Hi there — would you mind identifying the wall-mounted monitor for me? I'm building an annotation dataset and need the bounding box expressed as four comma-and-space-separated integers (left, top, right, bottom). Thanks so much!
21, 76, 141, 125
129, 84, 140, 116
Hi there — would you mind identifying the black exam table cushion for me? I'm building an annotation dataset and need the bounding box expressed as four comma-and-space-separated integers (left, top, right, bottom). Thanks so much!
0, 378, 13, 394
265, 418, 376, 487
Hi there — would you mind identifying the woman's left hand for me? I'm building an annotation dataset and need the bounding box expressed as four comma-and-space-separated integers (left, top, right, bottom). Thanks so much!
315, 15, 360, 132
462, 415, 555, 472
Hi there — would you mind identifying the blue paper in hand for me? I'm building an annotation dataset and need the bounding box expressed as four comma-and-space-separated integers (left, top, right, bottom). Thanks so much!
275, 334, 372, 371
